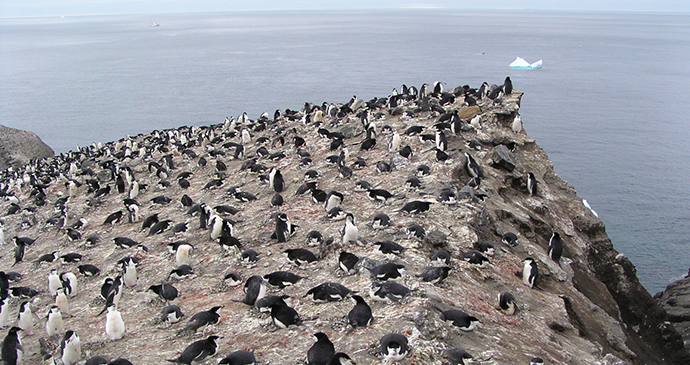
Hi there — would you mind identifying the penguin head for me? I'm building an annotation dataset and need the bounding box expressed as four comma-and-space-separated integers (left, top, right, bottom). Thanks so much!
48, 305, 60, 315
351, 295, 366, 305
63, 330, 79, 344
312, 332, 329, 342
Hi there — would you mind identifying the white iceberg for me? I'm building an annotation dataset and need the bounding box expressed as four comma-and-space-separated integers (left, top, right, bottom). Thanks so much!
509, 57, 543, 70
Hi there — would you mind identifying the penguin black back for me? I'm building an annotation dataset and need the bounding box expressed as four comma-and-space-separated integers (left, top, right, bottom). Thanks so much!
548, 232, 563, 264
167, 335, 219, 364
183, 306, 222, 332
307, 332, 335, 365
348, 295, 373, 328
1, 326, 23, 365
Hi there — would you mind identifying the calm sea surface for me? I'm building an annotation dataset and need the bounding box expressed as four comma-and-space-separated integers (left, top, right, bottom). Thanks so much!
1, 10, 689, 293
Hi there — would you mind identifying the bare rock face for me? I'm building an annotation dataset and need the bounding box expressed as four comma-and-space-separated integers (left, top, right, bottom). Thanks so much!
0, 124, 54, 169
0, 84, 687, 365
657, 270, 690, 350
490, 144, 517, 171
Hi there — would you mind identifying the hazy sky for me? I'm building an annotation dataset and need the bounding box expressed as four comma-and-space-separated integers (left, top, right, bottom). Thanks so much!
1, 0, 688, 17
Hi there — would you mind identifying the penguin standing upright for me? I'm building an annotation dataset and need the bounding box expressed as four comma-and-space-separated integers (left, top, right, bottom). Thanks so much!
60, 272, 78, 297
464, 152, 484, 178
48, 270, 61, 297
503, 76, 513, 94
241, 128, 251, 144
45, 306, 64, 336
55, 287, 70, 316
129, 180, 140, 199
523, 257, 538, 288
269, 168, 284, 193
527, 172, 538, 196
12, 239, 25, 267
60, 330, 81, 365
0, 296, 10, 328
548, 232, 563, 264
1, 326, 23, 365
341, 213, 358, 245
115, 175, 125, 194
105, 304, 125, 340
175, 243, 194, 266
121, 258, 138, 288
435, 130, 447, 151
511, 115, 523, 133
272, 213, 294, 243
99, 276, 123, 315
388, 131, 401, 153
209, 215, 223, 241
126, 202, 139, 223
17, 301, 33, 333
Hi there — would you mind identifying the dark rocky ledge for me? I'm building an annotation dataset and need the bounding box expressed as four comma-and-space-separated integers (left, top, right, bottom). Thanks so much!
657, 269, 690, 353
0, 82, 687, 364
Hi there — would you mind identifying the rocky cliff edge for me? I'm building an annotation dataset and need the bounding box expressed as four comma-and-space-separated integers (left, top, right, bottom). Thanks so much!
0, 83, 686, 365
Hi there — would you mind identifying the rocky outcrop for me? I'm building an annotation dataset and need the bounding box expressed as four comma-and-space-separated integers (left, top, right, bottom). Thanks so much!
657, 270, 690, 351
0, 124, 54, 169
0, 84, 687, 364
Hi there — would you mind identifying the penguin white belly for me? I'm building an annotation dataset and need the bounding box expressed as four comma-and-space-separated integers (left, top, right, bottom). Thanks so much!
0, 301, 9, 327
106, 311, 125, 340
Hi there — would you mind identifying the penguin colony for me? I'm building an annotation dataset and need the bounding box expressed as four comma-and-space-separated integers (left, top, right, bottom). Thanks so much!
0, 78, 609, 364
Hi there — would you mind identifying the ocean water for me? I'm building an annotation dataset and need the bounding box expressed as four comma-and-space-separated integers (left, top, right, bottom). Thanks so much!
1, 10, 689, 294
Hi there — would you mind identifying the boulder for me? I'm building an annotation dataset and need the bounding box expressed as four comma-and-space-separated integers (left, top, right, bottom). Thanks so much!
491, 144, 517, 171
0, 124, 54, 169
457, 106, 480, 120
657, 271, 690, 348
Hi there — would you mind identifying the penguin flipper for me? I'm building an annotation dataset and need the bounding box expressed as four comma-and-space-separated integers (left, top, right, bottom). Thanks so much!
193, 352, 209, 362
